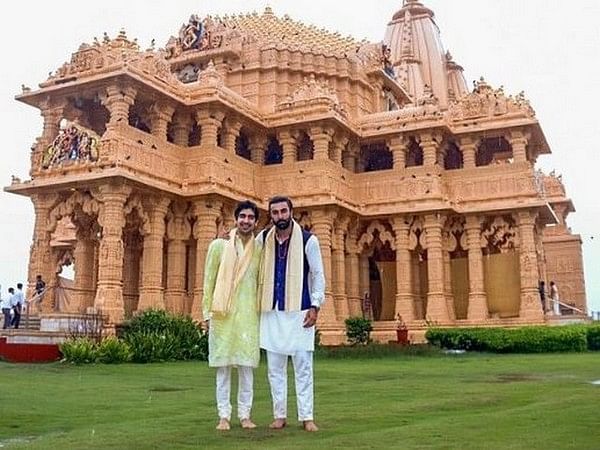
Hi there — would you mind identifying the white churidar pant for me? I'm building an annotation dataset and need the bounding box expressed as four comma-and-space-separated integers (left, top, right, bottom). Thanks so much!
267, 350, 313, 421
216, 366, 253, 420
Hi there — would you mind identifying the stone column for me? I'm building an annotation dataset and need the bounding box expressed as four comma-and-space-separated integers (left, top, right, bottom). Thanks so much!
424, 213, 450, 322
196, 110, 224, 149
392, 217, 414, 321
171, 112, 193, 147
222, 119, 242, 154
343, 142, 359, 172
331, 135, 348, 166
191, 199, 222, 321
138, 198, 171, 311
73, 228, 96, 312
345, 229, 362, 317
165, 202, 190, 314
35, 100, 66, 173
389, 135, 407, 169
460, 135, 478, 169
311, 209, 336, 324
420, 133, 441, 167
465, 215, 488, 320
94, 184, 131, 324
510, 130, 529, 163
27, 193, 58, 308
517, 211, 543, 320
278, 130, 296, 164
310, 127, 333, 161
150, 102, 175, 140
249, 135, 267, 165
332, 220, 349, 320
101, 85, 137, 131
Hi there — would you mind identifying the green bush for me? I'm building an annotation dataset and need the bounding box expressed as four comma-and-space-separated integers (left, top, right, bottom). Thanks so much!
60, 338, 98, 364
122, 309, 208, 363
344, 317, 373, 346
425, 326, 589, 353
96, 337, 132, 364
586, 325, 600, 351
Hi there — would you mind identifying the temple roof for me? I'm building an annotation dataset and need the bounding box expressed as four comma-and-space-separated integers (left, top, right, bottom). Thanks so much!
215, 7, 362, 57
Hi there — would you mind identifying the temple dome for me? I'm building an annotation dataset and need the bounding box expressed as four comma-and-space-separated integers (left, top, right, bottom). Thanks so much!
384, 0, 468, 107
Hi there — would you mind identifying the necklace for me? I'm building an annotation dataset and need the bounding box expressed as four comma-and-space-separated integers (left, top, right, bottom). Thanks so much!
277, 240, 289, 260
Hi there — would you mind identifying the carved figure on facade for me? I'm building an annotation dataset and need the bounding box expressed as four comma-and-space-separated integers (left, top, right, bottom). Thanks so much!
42, 122, 99, 168
165, 15, 225, 59
481, 215, 518, 253
276, 74, 346, 116
443, 216, 467, 253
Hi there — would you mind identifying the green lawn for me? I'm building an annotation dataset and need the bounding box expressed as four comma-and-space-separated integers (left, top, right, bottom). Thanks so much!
1, 352, 599, 449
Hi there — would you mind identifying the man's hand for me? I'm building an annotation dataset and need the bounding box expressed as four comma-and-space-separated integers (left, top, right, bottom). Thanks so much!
303, 307, 318, 328
201, 320, 210, 332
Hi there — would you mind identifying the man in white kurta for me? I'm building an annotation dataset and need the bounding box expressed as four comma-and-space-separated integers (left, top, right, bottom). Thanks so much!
202, 201, 262, 431
258, 196, 325, 432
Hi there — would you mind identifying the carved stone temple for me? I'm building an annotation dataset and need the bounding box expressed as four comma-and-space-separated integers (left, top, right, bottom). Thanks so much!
7, 1, 586, 343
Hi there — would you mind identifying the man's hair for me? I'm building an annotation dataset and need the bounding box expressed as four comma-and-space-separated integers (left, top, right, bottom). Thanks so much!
16, 283, 23, 289
234, 200, 259, 221
8, 287, 14, 293
36, 275, 42, 279
268, 195, 293, 212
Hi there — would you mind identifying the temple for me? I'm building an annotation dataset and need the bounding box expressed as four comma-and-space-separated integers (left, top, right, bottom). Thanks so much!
6, 0, 586, 343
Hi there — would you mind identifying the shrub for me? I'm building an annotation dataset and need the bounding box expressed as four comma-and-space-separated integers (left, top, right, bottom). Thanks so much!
96, 337, 132, 364
60, 338, 97, 364
344, 317, 373, 346
122, 309, 207, 363
425, 326, 588, 353
586, 325, 600, 351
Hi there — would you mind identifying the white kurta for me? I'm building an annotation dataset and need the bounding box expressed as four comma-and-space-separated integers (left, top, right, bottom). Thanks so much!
258, 232, 325, 355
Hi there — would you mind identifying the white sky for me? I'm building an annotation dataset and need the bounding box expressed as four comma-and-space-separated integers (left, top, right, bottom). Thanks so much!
0, 0, 598, 312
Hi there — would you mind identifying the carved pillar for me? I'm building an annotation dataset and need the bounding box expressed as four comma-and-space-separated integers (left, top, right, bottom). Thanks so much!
27, 194, 57, 307
331, 135, 348, 165
138, 198, 171, 312
278, 130, 296, 164
150, 102, 175, 140
311, 209, 336, 323
171, 112, 193, 146
420, 133, 441, 167
222, 119, 242, 154
35, 101, 66, 173
73, 228, 96, 312
249, 135, 267, 165
517, 211, 543, 320
392, 217, 414, 321
389, 135, 407, 169
345, 228, 362, 317
424, 213, 450, 322
343, 142, 359, 172
460, 135, 478, 169
510, 130, 529, 163
196, 110, 224, 149
332, 220, 349, 320
94, 184, 131, 324
310, 127, 333, 161
165, 202, 189, 314
465, 215, 488, 320
101, 85, 137, 131
191, 200, 222, 321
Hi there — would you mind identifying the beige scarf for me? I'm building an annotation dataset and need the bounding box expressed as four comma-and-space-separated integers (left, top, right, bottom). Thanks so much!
259, 220, 304, 312
211, 229, 255, 316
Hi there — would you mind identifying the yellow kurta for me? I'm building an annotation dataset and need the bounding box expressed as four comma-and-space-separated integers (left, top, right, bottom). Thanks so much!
202, 238, 261, 368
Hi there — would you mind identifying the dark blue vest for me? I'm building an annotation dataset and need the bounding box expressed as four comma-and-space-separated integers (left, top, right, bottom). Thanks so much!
265, 229, 312, 311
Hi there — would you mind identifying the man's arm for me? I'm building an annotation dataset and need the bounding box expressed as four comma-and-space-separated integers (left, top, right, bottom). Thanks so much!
202, 240, 223, 321
304, 235, 325, 327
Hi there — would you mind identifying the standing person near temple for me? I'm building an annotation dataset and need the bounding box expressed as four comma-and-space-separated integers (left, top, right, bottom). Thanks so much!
1, 287, 12, 329
550, 281, 561, 316
202, 200, 262, 431
258, 196, 325, 432
10, 283, 25, 329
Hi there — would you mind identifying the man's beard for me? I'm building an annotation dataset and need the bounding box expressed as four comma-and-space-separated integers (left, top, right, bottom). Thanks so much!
274, 218, 291, 230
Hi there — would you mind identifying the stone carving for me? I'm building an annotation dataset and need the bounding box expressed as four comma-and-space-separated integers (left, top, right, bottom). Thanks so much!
276, 75, 346, 116
42, 122, 99, 168
175, 63, 202, 83
408, 216, 425, 250
165, 15, 225, 59
443, 216, 467, 252
357, 220, 395, 253
481, 215, 518, 252
448, 77, 535, 121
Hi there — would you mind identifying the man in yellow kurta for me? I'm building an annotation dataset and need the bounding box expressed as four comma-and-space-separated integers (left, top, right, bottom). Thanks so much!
202, 200, 262, 431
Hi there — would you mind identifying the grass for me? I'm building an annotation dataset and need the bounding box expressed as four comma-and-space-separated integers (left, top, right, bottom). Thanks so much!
1, 352, 599, 449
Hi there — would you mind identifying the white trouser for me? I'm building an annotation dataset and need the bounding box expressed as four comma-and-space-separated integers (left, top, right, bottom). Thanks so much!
553, 298, 561, 315
267, 350, 314, 422
216, 366, 253, 421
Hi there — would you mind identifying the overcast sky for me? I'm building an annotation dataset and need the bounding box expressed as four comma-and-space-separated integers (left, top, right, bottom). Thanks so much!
0, 0, 598, 312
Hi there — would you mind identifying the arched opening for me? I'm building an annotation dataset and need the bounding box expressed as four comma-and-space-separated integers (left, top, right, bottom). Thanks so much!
296, 131, 314, 161
445, 216, 468, 319
406, 137, 424, 167
128, 99, 151, 133
68, 96, 110, 136
235, 129, 251, 160
265, 136, 283, 165
444, 141, 463, 170
476, 136, 513, 166
360, 142, 393, 172
188, 123, 201, 146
